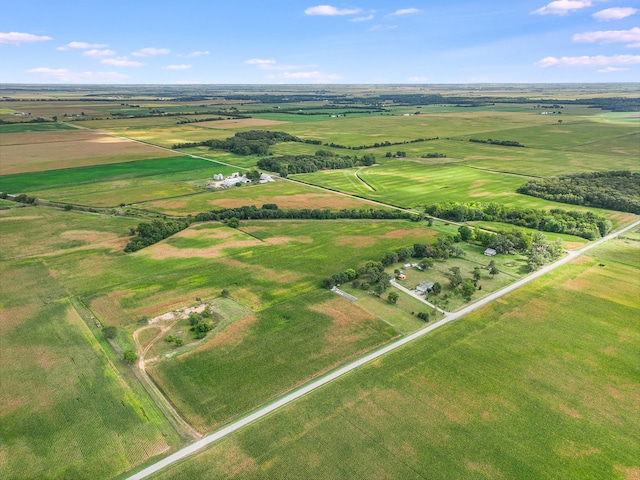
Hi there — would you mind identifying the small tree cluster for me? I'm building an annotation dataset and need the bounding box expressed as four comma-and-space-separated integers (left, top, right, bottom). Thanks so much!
189, 307, 215, 339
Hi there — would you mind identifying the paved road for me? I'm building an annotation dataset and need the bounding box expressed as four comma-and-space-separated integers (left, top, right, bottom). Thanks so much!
127, 218, 640, 479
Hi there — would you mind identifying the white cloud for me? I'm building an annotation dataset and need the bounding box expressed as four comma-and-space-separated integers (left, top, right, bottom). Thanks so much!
101, 57, 144, 67
598, 66, 630, 72
57, 41, 107, 50
531, 0, 593, 16
573, 27, 640, 47
408, 76, 430, 82
593, 7, 638, 21
184, 50, 210, 58
351, 14, 374, 22
245, 58, 276, 66
163, 64, 191, 70
279, 71, 344, 81
82, 49, 116, 59
27, 67, 128, 82
370, 25, 398, 31
304, 5, 361, 16
245, 59, 318, 71
536, 54, 640, 67
0, 32, 52, 46
131, 47, 170, 57
391, 8, 420, 16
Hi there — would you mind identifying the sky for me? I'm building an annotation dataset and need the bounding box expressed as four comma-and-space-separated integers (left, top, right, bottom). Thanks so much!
1, 0, 639, 84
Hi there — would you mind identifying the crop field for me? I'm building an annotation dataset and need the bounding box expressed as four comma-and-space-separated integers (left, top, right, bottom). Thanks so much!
148, 289, 398, 430
151, 244, 640, 480
0, 156, 237, 207
0, 259, 178, 480
0, 128, 178, 174
81, 123, 233, 147
0, 122, 75, 133
0, 207, 134, 260
142, 180, 378, 216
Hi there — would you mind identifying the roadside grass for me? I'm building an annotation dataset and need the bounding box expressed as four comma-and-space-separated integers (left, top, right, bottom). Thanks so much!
151, 249, 640, 480
587, 238, 640, 269
148, 289, 399, 431
0, 261, 178, 480
142, 180, 378, 216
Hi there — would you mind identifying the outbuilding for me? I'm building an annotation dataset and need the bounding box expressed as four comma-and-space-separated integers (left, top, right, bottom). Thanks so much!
484, 248, 497, 256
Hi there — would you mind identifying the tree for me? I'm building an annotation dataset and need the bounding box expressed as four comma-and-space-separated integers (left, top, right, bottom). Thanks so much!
472, 267, 482, 284
490, 265, 499, 278
448, 267, 462, 288
123, 350, 138, 364
417, 312, 430, 322
226, 217, 240, 228
102, 326, 118, 340
431, 282, 442, 295
221, 289, 230, 297
458, 225, 473, 242
387, 291, 399, 304
460, 279, 476, 301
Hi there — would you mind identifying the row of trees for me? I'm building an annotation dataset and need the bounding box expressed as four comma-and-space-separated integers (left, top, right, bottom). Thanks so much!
425, 202, 611, 240
469, 138, 525, 147
124, 218, 191, 252
194, 205, 414, 223
517, 171, 640, 214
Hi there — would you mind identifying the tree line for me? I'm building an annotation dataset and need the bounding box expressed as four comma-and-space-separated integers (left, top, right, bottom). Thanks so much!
469, 138, 525, 147
517, 171, 640, 214
172, 130, 299, 154
257, 152, 374, 176
425, 201, 611, 240
124, 218, 191, 252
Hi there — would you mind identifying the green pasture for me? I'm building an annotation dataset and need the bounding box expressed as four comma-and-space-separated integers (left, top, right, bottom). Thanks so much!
589, 238, 640, 269
175, 146, 257, 168
149, 289, 398, 430
0, 122, 74, 133
0, 261, 178, 480
151, 248, 640, 480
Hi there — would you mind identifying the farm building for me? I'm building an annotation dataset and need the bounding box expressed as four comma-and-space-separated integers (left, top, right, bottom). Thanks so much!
416, 281, 434, 294
213, 173, 224, 181
484, 248, 497, 256
259, 173, 275, 183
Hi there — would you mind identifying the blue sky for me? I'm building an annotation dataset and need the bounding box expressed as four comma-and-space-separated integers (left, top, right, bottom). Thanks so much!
1, 0, 639, 83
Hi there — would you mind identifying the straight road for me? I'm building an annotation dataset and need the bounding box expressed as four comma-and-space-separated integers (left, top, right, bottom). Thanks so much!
127, 218, 639, 479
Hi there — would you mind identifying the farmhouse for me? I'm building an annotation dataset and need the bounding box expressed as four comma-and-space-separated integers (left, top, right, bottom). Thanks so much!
484, 248, 497, 256
416, 281, 434, 294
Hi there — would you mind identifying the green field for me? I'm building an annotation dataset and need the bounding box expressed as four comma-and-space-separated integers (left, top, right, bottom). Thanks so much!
0, 156, 242, 206
0, 122, 75, 133
0, 214, 179, 479
149, 289, 398, 430
150, 245, 640, 480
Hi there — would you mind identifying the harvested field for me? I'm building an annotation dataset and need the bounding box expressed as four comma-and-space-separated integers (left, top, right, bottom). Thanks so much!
0, 130, 176, 174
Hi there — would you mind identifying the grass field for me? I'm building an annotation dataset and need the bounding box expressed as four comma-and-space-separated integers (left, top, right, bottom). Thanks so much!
150, 244, 640, 480
142, 179, 379, 216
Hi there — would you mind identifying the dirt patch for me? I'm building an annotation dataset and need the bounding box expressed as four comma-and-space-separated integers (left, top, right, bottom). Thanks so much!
197, 118, 288, 129
384, 228, 431, 239
219, 257, 304, 284
216, 441, 258, 477
181, 227, 237, 240
143, 238, 262, 259
557, 442, 601, 458
310, 297, 374, 346
0, 305, 34, 332
616, 466, 640, 480
558, 404, 583, 419
466, 461, 505, 479
0, 215, 42, 222
207, 315, 257, 348
264, 236, 313, 245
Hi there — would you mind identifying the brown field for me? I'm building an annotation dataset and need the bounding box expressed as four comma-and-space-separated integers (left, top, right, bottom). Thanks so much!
0, 130, 176, 174
196, 118, 289, 129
